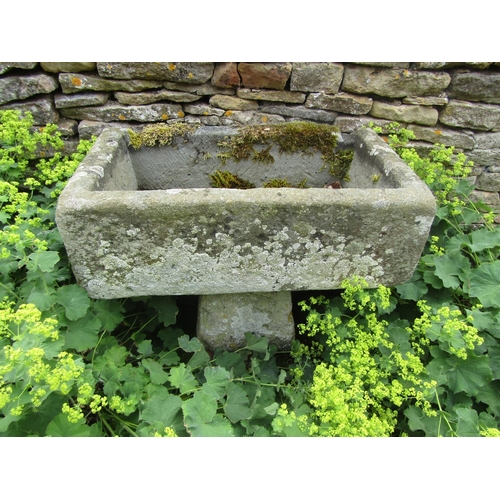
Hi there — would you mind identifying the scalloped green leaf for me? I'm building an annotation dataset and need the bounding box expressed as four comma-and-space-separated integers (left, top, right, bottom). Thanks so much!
142, 358, 169, 385
182, 390, 234, 437
469, 261, 500, 308
445, 354, 493, 397
55, 284, 91, 321
167, 363, 198, 394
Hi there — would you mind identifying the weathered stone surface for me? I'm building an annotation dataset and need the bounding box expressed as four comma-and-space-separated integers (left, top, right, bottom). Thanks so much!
306, 92, 373, 115
209, 95, 259, 111
59, 73, 163, 94
54, 92, 110, 109
238, 63, 292, 90
474, 132, 500, 149
200, 116, 222, 126
97, 62, 214, 84
290, 62, 344, 93
412, 62, 462, 70
61, 102, 184, 122
447, 71, 500, 104
33, 137, 80, 158
475, 172, 500, 191
0, 73, 59, 105
41, 62, 96, 73
469, 189, 500, 208
220, 111, 285, 126
407, 124, 475, 149
52, 118, 78, 136
260, 104, 337, 123
56, 127, 435, 301
197, 292, 295, 351
342, 65, 451, 98
78, 120, 144, 140
467, 149, 500, 166
370, 101, 438, 126
211, 62, 240, 88
333, 116, 393, 133
0, 62, 38, 74
354, 62, 410, 69
236, 88, 306, 104
439, 100, 500, 131
164, 81, 235, 96
0, 96, 58, 125
114, 89, 201, 105
403, 95, 448, 106
183, 103, 225, 116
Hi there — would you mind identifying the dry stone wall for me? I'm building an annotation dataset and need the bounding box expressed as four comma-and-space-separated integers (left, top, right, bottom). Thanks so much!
1, 61, 500, 218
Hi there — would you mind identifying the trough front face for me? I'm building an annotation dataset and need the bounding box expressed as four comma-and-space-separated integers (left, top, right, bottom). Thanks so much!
55, 126, 436, 299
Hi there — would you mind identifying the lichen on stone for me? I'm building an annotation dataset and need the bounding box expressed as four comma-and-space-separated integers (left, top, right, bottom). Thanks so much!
128, 122, 199, 149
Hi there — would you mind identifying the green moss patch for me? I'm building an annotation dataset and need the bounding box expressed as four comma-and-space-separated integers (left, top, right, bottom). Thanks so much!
216, 121, 352, 180
128, 123, 199, 149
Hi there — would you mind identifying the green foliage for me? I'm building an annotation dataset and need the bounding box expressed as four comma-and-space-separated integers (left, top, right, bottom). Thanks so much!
284, 122, 500, 436
2, 112, 499, 437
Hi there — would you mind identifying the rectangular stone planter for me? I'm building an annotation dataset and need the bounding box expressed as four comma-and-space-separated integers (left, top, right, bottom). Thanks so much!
55, 125, 436, 300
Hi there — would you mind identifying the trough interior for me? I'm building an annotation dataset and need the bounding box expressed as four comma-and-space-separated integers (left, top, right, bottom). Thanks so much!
102, 127, 404, 192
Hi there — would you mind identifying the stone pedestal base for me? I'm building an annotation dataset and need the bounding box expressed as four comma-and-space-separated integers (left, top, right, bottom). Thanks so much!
197, 292, 295, 351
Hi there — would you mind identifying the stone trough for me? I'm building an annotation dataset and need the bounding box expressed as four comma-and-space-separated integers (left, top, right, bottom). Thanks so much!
55, 125, 436, 350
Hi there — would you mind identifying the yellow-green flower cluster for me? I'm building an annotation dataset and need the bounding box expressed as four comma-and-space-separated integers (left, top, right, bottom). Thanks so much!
293, 278, 441, 436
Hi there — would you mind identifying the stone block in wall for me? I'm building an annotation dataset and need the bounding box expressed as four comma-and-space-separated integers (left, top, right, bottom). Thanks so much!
114, 89, 201, 105
54, 118, 79, 136
474, 132, 500, 149
467, 149, 500, 166
164, 81, 235, 96
412, 63, 491, 70
333, 116, 394, 133
211, 63, 240, 88
342, 65, 451, 98
97, 62, 214, 84
238, 63, 292, 90
61, 102, 184, 123
0, 73, 59, 105
54, 92, 110, 109
259, 104, 337, 123
305, 92, 372, 115
353, 62, 410, 69
290, 62, 344, 93
220, 110, 285, 126
0, 96, 58, 125
0, 62, 38, 74
475, 172, 500, 192
402, 95, 448, 106
183, 103, 225, 117
439, 100, 500, 131
78, 120, 145, 140
469, 190, 500, 211
41, 62, 96, 73
200, 116, 222, 126
370, 101, 438, 126
59, 73, 163, 94
209, 95, 259, 111
407, 124, 475, 149
236, 88, 306, 104
447, 71, 500, 104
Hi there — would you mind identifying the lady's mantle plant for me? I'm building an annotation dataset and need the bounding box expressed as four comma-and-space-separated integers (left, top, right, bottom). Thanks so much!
1, 113, 499, 436
272, 123, 500, 437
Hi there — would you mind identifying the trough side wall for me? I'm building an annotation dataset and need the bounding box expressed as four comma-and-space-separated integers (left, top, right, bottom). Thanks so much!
1, 61, 500, 220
